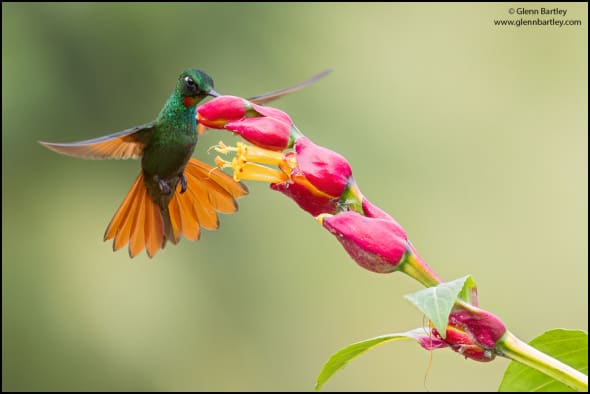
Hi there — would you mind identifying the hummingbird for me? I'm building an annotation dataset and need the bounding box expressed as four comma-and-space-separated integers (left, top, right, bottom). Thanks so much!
39, 69, 331, 258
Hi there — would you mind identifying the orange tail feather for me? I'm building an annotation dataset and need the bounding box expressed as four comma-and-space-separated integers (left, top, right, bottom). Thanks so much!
145, 196, 164, 257
163, 157, 248, 240
166, 195, 182, 245
184, 157, 248, 211
128, 190, 146, 258
105, 173, 165, 258
183, 177, 219, 230
104, 159, 248, 258
175, 191, 200, 241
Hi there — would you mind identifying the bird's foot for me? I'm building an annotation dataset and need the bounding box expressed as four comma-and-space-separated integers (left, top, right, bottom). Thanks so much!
178, 173, 187, 194
154, 175, 172, 195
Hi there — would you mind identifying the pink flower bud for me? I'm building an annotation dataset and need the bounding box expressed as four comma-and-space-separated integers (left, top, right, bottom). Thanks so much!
415, 334, 448, 351
420, 303, 506, 363
270, 137, 355, 216
198, 96, 295, 151
320, 211, 409, 273
251, 103, 293, 126
270, 182, 338, 217
197, 96, 249, 128
294, 137, 352, 198
225, 117, 291, 151
362, 198, 395, 221
429, 326, 496, 362
449, 304, 507, 349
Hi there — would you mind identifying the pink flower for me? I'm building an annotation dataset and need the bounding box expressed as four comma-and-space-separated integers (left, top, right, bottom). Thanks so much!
426, 325, 496, 362
419, 303, 506, 362
293, 137, 352, 197
319, 211, 408, 273
361, 198, 395, 221
447, 303, 506, 349
226, 117, 292, 152
271, 137, 354, 216
317, 211, 442, 285
197, 96, 251, 128
197, 96, 294, 151
270, 181, 338, 218
215, 136, 356, 217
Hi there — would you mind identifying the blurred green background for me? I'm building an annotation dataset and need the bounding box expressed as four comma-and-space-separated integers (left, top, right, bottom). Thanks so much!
2, 3, 587, 391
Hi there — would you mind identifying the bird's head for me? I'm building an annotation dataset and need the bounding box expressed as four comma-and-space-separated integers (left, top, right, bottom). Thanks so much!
178, 69, 219, 107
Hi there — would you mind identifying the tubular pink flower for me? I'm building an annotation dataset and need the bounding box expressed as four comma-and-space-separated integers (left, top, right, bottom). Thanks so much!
319, 211, 408, 274
213, 138, 355, 216
197, 96, 249, 128
225, 117, 292, 151
415, 334, 448, 351
250, 103, 293, 125
361, 198, 395, 221
197, 96, 294, 151
270, 182, 338, 217
420, 303, 506, 363
428, 325, 496, 362
449, 303, 507, 349
294, 137, 352, 198
317, 211, 442, 285
269, 137, 356, 215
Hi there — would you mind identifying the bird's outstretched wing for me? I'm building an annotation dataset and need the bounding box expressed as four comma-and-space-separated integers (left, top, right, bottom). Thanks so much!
247, 69, 332, 105
38, 122, 155, 160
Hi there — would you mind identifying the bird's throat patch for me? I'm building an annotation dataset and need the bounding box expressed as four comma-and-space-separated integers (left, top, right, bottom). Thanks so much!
183, 96, 199, 107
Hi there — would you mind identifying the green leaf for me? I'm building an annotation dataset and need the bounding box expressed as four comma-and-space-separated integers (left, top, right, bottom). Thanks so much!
315, 330, 423, 391
499, 329, 588, 392
404, 275, 473, 339
457, 275, 477, 304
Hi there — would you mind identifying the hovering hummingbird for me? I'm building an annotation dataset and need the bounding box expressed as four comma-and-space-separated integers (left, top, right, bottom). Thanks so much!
39, 69, 331, 258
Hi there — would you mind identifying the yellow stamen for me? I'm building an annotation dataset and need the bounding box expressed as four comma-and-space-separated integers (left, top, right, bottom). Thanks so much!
235, 142, 285, 166
211, 141, 238, 155
234, 162, 289, 183
212, 141, 294, 184
278, 152, 297, 177
215, 155, 232, 169
212, 141, 297, 184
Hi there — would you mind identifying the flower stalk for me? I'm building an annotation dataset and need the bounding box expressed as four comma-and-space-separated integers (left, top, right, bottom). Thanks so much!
397, 247, 442, 288
497, 331, 588, 391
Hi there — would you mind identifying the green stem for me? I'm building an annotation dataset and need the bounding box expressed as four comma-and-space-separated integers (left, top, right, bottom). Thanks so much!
398, 250, 443, 288
288, 125, 305, 148
497, 331, 588, 392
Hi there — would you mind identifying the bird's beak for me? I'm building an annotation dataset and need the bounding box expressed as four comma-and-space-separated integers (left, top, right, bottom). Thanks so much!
208, 89, 221, 98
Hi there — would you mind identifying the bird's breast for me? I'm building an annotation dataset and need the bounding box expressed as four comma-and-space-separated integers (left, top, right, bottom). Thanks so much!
141, 132, 197, 179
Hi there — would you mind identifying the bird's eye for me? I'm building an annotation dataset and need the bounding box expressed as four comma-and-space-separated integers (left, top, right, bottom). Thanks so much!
184, 76, 196, 87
